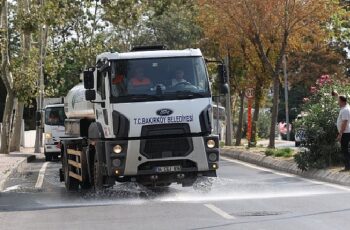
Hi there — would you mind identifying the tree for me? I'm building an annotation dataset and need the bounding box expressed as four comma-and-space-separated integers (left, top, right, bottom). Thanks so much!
199, 0, 335, 148
0, 0, 16, 154
198, 2, 270, 146
135, 1, 202, 49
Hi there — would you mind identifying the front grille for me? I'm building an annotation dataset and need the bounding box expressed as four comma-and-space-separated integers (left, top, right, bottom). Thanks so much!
140, 124, 193, 159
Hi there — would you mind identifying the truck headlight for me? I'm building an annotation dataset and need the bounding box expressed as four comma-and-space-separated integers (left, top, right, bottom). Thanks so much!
113, 145, 122, 154
45, 132, 52, 139
207, 139, 216, 148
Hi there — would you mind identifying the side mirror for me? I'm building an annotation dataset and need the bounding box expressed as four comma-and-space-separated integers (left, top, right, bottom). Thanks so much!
218, 64, 229, 95
217, 64, 227, 84
84, 70, 94, 89
220, 83, 229, 95
85, 89, 96, 101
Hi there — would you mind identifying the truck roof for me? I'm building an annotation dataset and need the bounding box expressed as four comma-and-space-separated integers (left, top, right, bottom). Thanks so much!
96, 49, 203, 61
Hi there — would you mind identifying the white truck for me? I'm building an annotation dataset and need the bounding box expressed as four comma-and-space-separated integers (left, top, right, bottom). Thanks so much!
43, 98, 66, 161
59, 46, 228, 191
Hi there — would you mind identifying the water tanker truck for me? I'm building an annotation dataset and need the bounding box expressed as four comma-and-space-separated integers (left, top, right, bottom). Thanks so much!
60, 46, 228, 191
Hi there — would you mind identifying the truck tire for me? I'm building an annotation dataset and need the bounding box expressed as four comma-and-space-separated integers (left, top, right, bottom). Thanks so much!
64, 153, 79, 191
45, 151, 52, 161
93, 153, 104, 191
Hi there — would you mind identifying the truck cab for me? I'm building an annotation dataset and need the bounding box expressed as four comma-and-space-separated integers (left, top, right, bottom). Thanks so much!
61, 47, 228, 191
44, 104, 66, 161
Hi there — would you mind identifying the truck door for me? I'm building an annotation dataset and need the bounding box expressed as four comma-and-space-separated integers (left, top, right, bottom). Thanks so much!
95, 69, 109, 136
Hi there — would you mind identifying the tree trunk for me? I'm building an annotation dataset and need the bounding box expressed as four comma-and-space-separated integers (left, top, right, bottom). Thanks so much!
0, 0, 15, 154
231, 95, 238, 136
34, 0, 48, 153
268, 74, 280, 148
235, 92, 245, 146
251, 84, 262, 147
0, 93, 14, 154
10, 101, 24, 151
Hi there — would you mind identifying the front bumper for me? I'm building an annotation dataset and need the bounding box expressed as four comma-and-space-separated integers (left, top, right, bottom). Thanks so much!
101, 135, 220, 179
44, 144, 61, 153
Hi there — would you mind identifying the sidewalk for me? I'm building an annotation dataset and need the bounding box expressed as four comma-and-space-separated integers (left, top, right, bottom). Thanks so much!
221, 146, 350, 187
0, 148, 37, 191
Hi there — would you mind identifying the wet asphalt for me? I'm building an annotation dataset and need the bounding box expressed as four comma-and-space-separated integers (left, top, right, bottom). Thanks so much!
0, 155, 350, 230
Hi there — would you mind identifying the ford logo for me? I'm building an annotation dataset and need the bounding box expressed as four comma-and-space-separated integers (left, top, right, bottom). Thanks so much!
156, 108, 173, 116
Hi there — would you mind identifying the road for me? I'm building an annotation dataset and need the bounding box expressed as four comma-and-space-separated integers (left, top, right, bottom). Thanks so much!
1, 155, 350, 230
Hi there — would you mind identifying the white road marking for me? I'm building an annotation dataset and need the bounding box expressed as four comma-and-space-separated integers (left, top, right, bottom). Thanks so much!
221, 156, 350, 192
35, 162, 49, 189
204, 203, 236, 220
2, 185, 21, 192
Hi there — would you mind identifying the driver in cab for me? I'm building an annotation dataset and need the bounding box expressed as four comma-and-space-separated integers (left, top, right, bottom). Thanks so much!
128, 67, 152, 92
171, 70, 187, 86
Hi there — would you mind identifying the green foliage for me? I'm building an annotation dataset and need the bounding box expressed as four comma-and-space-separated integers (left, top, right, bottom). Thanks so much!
294, 78, 346, 170
257, 111, 271, 139
265, 148, 293, 158
135, 1, 202, 49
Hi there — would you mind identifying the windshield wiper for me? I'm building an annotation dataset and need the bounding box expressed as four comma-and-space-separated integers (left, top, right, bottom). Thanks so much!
171, 91, 207, 99
124, 94, 162, 101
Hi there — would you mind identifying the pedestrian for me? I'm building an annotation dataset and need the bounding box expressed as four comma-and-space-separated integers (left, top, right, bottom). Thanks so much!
335, 93, 350, 171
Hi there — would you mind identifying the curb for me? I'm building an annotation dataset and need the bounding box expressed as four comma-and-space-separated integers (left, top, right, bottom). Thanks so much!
0, 154, 36, 191
221, 148, 350, 187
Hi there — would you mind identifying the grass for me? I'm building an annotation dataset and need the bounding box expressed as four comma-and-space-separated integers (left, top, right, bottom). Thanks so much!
220, 141, 225, 148
265, 148, 293, 158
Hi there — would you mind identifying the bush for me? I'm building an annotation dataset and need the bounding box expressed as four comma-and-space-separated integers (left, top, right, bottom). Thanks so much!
257, 111, 271, 139
294, 76, 346, 170
265, 148, 293, 158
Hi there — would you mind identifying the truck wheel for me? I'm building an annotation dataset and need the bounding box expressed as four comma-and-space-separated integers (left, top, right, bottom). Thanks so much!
64, 154, 79, 191
80, 147, 92, 190
93, 154, 104, 191
45, 152, 52, 162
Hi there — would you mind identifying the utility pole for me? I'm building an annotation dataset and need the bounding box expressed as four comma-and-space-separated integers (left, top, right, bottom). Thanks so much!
34, 0, 46, 153
225, 54, 233, 146
283, 54, 290, 141
34, 26, 45, 153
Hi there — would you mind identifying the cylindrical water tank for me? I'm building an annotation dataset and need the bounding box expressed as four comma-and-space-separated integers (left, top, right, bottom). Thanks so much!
65, 84, 95, 119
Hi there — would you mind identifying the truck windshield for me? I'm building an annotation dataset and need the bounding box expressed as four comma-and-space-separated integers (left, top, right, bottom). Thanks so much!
45, 107, 66, 126
110, 57, 210, 102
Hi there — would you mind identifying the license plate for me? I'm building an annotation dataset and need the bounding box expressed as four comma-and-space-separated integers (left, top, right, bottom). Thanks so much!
155, 165, 182, 173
